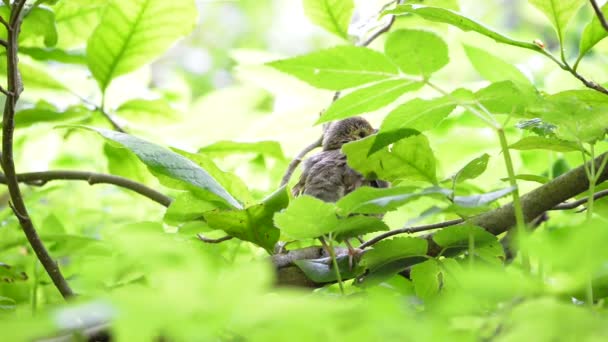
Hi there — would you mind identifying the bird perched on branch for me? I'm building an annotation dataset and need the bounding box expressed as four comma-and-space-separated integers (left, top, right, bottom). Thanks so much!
293, 116, 387, 199
292, 116, 388, 266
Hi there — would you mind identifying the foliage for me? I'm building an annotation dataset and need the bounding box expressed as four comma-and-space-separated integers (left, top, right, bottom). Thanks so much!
0, 0, 608, 341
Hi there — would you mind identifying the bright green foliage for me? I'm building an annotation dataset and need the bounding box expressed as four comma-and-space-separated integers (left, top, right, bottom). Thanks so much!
433, 225, 504, 261
385, 29, 449, 77
302, 0, 354, 40
86, 0, 198, 90
267, 46, 399, 90
579, 3, 608, 62
204, 186, 288, 253
337, 186, 450, 215
199, 141, 285, 160
509, 136, 583, 152
318, 79, 424, 123
463, 44, 531, 87
53, 0, 109, 48
343, 134, 438, 184
528, 0, 585, 46
14, 103, 90, 128
115, 99, 179, 123
274, 195, 338, 239
361, 237, 428, 272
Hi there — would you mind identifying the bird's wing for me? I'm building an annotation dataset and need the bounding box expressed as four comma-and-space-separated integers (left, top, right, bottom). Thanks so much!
301, 150, 348, 202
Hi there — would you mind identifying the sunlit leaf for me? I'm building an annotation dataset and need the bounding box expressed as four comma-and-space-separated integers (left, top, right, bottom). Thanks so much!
451, 153, 490, 184
274, 195, 338, 239
343, 134, 437, 184
54, 0, 109, 48
509, 136, 582, 152
87, 0, 198, 90
410, 259, 442, 300
267, 46, 399, 90
75, 126, 242, 208
332, 215, 389, 241
463, 44, 532, 87
198, 140, 285, 160
302, 0, 354, 40
14, 104, 90, 128
579, 2, 608, 61
361, 237, 428, 272
318, 79, 424, 123
385, 29, 449, 77
204, 187, 288, 252
528, 0, 585, 45
115, 99, 180, 123
433, 224, 504, 261
19, 47, 87, 64
164, 192, 216, 225
387, 4, 542, 51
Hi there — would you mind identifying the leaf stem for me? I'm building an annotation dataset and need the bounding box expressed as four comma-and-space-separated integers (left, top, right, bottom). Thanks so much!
322, 235, 344, 295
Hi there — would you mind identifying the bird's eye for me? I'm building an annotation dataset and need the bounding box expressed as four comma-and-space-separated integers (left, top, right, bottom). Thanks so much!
358, 131, 366, 138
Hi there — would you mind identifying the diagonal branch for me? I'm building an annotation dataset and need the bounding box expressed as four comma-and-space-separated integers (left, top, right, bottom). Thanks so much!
590, 0, 608, 32
1, 0, 74, 299
0, 170, 172, 207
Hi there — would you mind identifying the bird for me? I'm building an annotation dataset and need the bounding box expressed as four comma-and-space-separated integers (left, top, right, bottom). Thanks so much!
292, 116, 388, 267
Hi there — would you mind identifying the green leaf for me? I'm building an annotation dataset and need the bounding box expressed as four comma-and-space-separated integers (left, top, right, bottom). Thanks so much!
528, 0, 584, 45
343, 134, 437, 184
317, 79, 424, 123
87, 0, 198, 90
501, 174, 550, 184
302, 0, 354, 40
337, 186, 451, 215
54, 0, 108, 48
198, 140, 285, 160
0, 296, 16, 311
373, 95, 458, 153
384, 29, 449, 77
75, 126, 242, 209
579, 2, 608, 61
274, 195, 338, 239
361, 237, 428, 272
453, 186, 516, 207
433, 224, 504, 260
528, 90, 608, 142
451, 153, 490, 184
509, 136, 582, 152
463, 44, 532, 87
410, 259, 442, 300
475, 81, 538, 116
332, 215, 389, 241
19, 47, 87, 64
14, 104, 89, 128
115, 98, 179, 123
203, 187, 288, 253
164, 192, 216, 225
387, 4, 542, 51
0, 6, 57, 47
267, 46, 400, 90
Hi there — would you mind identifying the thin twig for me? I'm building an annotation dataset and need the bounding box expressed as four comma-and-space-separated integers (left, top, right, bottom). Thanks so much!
0, 170, 173, 207
197, 234, 233, 243
360, 219, 464, 249
279, 1, 401, 187
0, 15, 9, 30
0, 84, 10, 96
567, 64, 608, 95
1, 0, 74, 299
98, 108, 127, 133
590, 0, 608, 32
552, 189, 608, 210
0, 39, 7, 48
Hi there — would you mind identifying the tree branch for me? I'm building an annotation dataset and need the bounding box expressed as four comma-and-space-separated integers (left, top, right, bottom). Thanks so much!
552, 189, 608, 210
590, 0, 608, 32
1, 0, 74, 299
359, 218, 464, 249
197, 234, 233, 243
0, 170, 172, 207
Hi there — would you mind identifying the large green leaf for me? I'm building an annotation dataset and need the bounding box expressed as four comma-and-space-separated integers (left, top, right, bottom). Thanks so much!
75, 126, 242, 209
373, 95, 458, 153
0, 6, 57, 47
318, 79, 424, 123
528, 90, 608, 142
475, 81, 539, 116
14, 104, 90, 128
115, 99, 179, 123
54, 0, 109, 48
302, 0, 354, 40
528, 0, 584, 45
164, 192, 216, 225
332, 215, 389, 241
387, 4, 542, 52
579, 2, 608, 62
0, 59, 68, 92
384, 29, 449, 77
410, 259, 442, 300
509, 136, 582, 152
343, 134, 438, 184
19, 47, 87, 65
203, 187, 288, 253
87, 0, 198, 90
463, 44, 532, 87
274, 195, 338, 239
433, 224, 504, 261
267, 46, 400, 90
361, 237, 428, 272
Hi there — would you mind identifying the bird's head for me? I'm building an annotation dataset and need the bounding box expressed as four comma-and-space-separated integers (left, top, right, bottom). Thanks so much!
322, 116, 375, 151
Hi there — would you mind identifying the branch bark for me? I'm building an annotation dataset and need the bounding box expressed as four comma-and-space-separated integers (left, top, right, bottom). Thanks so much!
0, 170, 172, 207
1, 0, 74, 299
590, 0, 608, 32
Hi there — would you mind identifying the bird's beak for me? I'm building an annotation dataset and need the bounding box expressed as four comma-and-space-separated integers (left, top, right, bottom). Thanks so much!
372, 128, 379, 134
